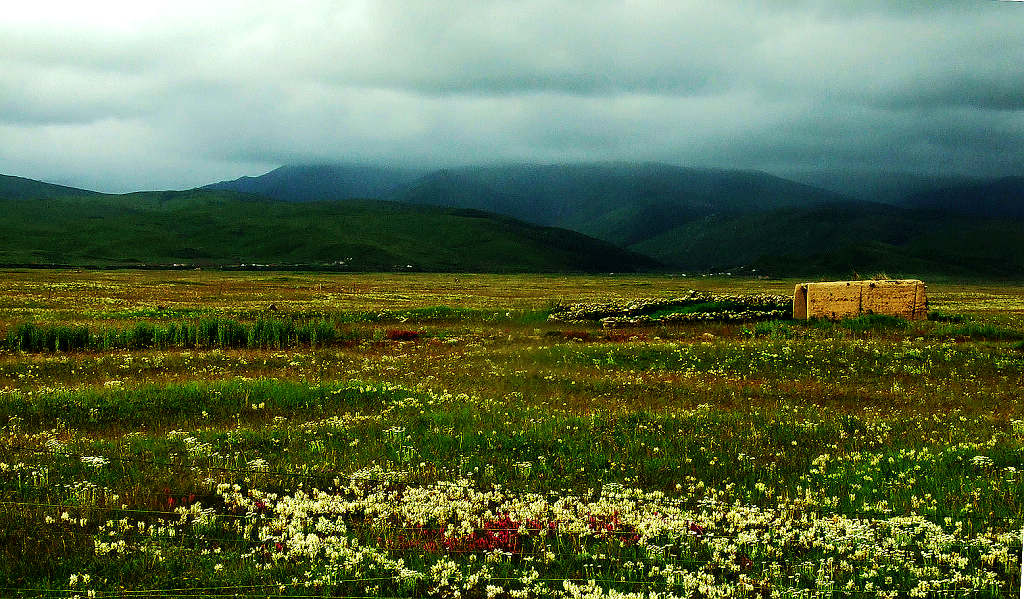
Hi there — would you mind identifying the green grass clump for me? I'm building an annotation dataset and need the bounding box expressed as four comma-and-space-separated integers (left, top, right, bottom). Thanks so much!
740, 320, 794, 339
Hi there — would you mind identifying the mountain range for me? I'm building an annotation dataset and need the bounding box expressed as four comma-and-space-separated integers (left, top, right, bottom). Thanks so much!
3, 162, 1022, 276
206, 162, 1024, 277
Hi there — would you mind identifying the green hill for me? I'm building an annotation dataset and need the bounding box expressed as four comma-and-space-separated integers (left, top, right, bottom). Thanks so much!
632, 203, 1024, 277
0, 181, 655, 272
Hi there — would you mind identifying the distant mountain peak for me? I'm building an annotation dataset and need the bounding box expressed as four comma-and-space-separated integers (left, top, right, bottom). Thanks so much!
202, 163, 426, 203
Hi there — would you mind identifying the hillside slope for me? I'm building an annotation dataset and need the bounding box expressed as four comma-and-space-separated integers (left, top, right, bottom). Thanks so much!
632, 203, 1024, 277
0, 179, 655, 272
903, 176, 1024, 219
0, 174, 103, 201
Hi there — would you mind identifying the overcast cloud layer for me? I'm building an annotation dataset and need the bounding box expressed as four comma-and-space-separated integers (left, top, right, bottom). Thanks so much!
2, 0, 1022, 192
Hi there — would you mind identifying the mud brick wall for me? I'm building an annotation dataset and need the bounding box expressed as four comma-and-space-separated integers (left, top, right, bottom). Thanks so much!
793, 280, 927, 320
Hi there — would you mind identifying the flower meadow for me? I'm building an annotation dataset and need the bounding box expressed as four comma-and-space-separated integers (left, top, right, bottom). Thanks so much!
0, 271, 1022, 598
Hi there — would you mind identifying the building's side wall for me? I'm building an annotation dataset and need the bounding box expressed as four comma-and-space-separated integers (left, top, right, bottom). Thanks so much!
794, 280, 927, 320
805, 281, 864, 319
861, 280, 924, 320
793, 284, 808, 319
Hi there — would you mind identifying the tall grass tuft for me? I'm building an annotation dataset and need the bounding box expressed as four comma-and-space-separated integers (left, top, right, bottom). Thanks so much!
5, 322, 93, 352
2, 318, 355, 353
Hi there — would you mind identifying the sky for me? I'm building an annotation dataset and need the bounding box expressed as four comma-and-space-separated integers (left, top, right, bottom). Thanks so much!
1, 0, 1023, 193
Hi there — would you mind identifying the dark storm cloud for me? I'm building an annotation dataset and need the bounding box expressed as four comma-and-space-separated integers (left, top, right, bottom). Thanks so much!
1, 1, 1021, 192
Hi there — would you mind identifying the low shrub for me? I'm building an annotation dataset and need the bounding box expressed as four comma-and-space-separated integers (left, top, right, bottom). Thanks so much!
385, 329, 421, 341
928, 310, 966, 323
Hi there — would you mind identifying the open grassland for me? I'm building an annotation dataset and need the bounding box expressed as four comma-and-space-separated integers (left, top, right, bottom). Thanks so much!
0, 270, 1022, 598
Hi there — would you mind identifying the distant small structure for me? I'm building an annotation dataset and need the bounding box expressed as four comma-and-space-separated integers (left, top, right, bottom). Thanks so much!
793, 279, 927, 320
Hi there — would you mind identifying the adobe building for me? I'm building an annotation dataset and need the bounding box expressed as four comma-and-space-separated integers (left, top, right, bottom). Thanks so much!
793, 279, 927, 320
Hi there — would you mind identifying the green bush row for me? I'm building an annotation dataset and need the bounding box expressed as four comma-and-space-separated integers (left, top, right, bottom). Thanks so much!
3, 318, 346, 352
